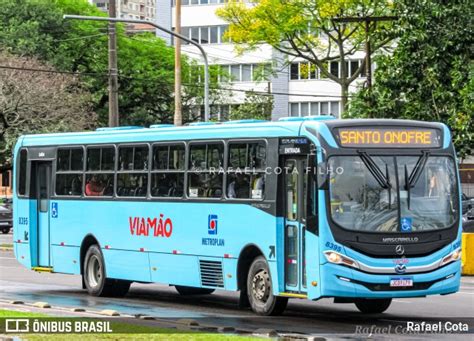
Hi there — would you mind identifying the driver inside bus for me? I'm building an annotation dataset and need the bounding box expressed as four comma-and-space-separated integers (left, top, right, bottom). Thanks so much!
85, 175, 105, 196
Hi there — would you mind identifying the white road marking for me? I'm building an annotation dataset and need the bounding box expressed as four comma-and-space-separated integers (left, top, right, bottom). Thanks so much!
457, 291, 474, 295
393, 299, 412, 303
0, 257, 15, 260
0, 266, 20, 269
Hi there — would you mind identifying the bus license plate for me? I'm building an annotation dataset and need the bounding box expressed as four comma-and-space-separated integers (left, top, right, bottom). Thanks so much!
390, 278, 413, 287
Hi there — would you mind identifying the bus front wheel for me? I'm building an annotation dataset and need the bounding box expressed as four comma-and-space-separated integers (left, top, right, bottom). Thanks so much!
247, 256, 288, 316
355, 298, 392, 314
83, 245, 131, 297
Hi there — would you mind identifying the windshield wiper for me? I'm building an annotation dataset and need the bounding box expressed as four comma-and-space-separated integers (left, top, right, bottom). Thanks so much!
404, 150, 430, 210
358, 151, 392, 190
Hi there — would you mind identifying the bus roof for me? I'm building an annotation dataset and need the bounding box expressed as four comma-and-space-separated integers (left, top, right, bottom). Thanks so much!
18, 118, 447, 148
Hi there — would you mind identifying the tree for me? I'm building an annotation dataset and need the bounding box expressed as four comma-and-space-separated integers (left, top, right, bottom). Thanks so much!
0, 0, 216, 127
229, 91, 273, 121
0, 52, 96, 166
347, 0, 473, 159
217, 0, 394, 112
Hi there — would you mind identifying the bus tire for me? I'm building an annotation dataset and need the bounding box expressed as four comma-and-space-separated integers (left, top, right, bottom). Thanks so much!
247, 256, 288, 316
1, 228, 10, 234
354, 298, 392, 314
83, 245, 130, 297
175, 286, 215, 295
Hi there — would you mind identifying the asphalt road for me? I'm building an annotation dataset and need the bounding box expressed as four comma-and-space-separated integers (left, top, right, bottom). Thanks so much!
0, 241, 473, 338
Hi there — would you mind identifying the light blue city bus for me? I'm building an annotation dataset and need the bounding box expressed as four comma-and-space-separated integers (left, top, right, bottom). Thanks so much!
12, 117, 462, 315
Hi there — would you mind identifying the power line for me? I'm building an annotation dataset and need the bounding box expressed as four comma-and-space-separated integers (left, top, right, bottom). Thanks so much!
0, 64, 107, 77
0, 64, 349, 98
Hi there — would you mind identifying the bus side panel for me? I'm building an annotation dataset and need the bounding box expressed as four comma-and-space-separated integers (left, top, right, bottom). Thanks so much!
305, 231, 322, 300
103, 249, 151, 282
276, 217, 285, 293
13, 199, 36, 268
222, 258, 238, 291
149, 253, 201, 287
14, 242, 31, 269
51, 245, 80, 274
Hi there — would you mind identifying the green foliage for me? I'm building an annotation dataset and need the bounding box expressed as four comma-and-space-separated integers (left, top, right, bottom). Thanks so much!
229, 91, 273, 121
217, 0, 395, 111
347, 0, 473, 159
0, 0, 222, 132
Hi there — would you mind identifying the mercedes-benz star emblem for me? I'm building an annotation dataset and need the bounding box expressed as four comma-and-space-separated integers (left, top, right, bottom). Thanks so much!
395, 245, 405, 255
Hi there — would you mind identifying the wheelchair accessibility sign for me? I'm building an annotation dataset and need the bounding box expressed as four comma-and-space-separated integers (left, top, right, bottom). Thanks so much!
401, 217, 412, 232
51, 202, 58, 218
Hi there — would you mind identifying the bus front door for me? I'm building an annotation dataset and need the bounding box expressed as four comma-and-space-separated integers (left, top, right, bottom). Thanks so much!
283, 158, 307, 294
35, 162, 52, 267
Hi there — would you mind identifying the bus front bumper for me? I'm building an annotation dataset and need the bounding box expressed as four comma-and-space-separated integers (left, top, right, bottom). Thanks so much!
318, 260, 461, 299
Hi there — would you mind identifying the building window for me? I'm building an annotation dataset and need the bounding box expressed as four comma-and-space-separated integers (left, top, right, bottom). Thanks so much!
290, 60, 365, 80
289, 102, 340, 117
173, 0, 228, 6
218, 64, 269, 83
330, 61, 339, 78
179, 25, 229, 45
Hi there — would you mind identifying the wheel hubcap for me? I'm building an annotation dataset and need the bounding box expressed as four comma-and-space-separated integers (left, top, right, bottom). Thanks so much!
252, 269, 270, 303
87, 255, 101, 288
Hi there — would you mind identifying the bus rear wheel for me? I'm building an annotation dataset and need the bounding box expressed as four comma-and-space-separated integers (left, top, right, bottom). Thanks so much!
175, 286, 215, 295
247, 256, 288, 316
83, 245, 131, 297
355, 298, 392, 314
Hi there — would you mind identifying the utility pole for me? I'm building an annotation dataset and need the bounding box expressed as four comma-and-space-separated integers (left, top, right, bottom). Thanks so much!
174, 0, 183, 126
64, 15, 211, 121
108, 0, 119, 127
332, 16, 398, 89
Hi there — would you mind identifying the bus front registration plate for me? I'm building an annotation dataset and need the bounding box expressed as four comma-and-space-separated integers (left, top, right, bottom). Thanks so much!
390, 278, 413, 287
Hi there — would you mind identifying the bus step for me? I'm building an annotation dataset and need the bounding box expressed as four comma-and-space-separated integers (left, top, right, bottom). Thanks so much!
32, 267, 53, 273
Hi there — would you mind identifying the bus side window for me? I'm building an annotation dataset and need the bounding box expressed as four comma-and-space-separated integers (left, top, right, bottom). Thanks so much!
151, 144, 185, 198
17, 149, 28, 196
85, 146, 115, 197
117, 145, 148, 197
55, 148, 83, 196
188, 143, 224, 198
227, 141, 266, 200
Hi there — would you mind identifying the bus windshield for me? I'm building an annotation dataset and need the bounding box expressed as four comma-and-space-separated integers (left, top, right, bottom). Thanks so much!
328, 155, 458, 233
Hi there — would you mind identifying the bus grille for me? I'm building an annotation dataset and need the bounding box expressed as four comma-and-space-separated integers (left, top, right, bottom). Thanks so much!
199, 260, 224, 288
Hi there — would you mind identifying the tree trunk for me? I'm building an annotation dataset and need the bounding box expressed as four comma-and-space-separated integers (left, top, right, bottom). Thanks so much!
340, 82, 349, 117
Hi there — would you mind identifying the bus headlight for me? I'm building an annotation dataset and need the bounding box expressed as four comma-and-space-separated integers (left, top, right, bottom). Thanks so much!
324, 251, 359, 269
440, 248, 462, 266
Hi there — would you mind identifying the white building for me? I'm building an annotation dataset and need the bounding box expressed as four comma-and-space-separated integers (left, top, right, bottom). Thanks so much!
90, 0, 156, 21
90, 1, 368, 121
155, 0, 369, 121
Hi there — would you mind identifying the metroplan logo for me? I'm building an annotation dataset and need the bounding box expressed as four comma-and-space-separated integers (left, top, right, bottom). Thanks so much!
202, 214, 224, 247
208, 214, 218, 235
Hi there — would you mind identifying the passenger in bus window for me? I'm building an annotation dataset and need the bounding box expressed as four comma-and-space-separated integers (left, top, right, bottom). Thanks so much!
71, 175, 82, 195
228, 174, 250, 199
85, 175, 105, 196
251, 175, 264, 199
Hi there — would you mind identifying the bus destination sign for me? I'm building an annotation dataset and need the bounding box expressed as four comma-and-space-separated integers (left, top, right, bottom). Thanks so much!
335, 127, 442, 148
